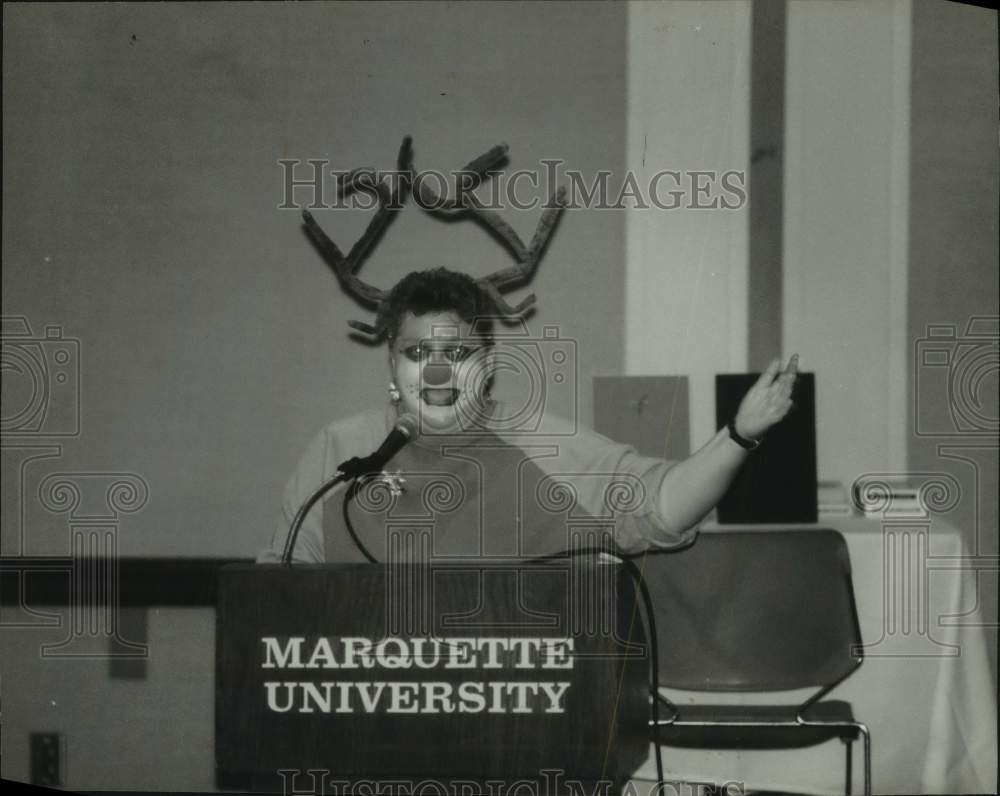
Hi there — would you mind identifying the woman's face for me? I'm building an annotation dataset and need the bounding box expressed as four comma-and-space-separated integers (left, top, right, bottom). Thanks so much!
388, 311, 493, 433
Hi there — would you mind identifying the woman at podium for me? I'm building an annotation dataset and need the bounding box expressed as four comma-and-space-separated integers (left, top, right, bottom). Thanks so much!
260, 266, 797, 565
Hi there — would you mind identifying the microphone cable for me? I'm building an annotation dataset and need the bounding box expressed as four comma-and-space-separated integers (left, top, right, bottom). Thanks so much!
342, 478, 378, 564
525, 545, 669, 788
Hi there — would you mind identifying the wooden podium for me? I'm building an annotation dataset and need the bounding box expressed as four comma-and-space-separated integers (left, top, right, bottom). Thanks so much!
216, 562, 649, 790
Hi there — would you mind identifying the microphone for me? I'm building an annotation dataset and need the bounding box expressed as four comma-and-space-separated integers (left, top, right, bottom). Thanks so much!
281, 414, 418, 565
337, 413, 418, 479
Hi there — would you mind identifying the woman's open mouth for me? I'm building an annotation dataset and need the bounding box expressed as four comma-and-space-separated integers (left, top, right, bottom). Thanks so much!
420, 388, 460, 407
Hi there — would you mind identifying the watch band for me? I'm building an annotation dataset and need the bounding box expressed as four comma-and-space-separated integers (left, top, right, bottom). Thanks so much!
727, 419, 761, 450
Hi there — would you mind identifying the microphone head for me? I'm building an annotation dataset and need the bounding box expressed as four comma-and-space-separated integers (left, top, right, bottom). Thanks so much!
395, 413, 418, 439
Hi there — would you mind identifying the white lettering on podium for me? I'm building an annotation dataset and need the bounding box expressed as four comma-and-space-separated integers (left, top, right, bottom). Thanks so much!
299, 682, 335, 713
356, 682, 386, 711
456, 682, 487, 713
263, 636, 575, 670
335, 682, 353, 713
443, 638, 476, 669
487, 682, 507, 713
262, 680, 573, 715
260, 636, 578, 715
375, 638, 410, 669
542, 638, 575, 669
538, 682, 570, 712
261, 637, 304, 669
422, 682, 456, 714
306, 638, 337, 669
478, 638, 506, 669
411, 638, 442, 669
264, 681, 296, 711
388, 682, 421, 713
340, 637, 374, 669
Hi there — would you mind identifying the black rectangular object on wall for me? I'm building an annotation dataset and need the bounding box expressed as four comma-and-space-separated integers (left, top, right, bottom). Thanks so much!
714, 372, 817, 523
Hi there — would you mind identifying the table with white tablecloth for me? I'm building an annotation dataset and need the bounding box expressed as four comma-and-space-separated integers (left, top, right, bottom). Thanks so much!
630, 515, 997, 795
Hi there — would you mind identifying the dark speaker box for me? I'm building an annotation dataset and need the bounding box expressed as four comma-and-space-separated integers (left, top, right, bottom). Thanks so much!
714, 372, 817, 524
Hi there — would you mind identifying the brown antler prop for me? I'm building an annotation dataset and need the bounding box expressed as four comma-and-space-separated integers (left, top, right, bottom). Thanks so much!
303, 136, 565, 338
301, 137, 414, 336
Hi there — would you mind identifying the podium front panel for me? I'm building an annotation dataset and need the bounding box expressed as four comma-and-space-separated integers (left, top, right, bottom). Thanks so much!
216, 563, 648, 784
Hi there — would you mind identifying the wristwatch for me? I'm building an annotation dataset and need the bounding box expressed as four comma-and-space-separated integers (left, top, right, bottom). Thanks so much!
727, 419, 761, 450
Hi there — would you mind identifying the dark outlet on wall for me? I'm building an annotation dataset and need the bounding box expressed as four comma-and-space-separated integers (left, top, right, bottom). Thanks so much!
30, 732, 62, 786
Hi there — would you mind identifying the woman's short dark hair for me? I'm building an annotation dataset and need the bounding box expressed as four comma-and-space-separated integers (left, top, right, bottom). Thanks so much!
379, 268, 496, 342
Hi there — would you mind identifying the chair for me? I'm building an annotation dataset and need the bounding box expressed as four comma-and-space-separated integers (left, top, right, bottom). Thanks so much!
642, 529, 871, 796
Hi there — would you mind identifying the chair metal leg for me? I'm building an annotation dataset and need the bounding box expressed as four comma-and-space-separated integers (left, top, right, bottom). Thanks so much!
843, 737, 853, 796
857, 722, 872, 796
796, 718, 869, 796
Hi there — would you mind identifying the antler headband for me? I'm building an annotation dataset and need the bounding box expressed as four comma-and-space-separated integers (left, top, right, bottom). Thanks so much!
301, 136, 567, 339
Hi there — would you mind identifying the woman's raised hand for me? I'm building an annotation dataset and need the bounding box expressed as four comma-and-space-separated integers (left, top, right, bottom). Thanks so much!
732, 354, 799, 441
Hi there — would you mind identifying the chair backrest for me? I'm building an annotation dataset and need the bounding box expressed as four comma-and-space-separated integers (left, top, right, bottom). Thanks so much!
643, 529, 862, 691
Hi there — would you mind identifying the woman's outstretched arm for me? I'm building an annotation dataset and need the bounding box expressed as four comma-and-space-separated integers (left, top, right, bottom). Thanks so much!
655, 354, 799, 535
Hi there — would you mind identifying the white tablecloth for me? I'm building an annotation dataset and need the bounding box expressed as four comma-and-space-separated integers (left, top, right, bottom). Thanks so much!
630, 515, 998, 795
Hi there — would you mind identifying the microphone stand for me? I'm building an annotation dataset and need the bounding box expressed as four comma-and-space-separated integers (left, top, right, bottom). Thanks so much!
280, 470, 350, 565
281, 414, 418, 565
280, 450, 396, 565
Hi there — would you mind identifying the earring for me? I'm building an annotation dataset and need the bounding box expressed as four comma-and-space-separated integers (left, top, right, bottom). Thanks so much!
388, 382, 401, 404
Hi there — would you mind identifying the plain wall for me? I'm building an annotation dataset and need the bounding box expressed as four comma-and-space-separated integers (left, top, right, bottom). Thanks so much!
907, 0, 999, 678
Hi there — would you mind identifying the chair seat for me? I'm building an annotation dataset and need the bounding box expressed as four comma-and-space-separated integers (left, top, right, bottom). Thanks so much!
653, 700, 861, 749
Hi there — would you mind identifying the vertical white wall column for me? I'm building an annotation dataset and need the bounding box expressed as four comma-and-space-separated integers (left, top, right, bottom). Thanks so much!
626, 0, 751, 450
783, 0, 911, 485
